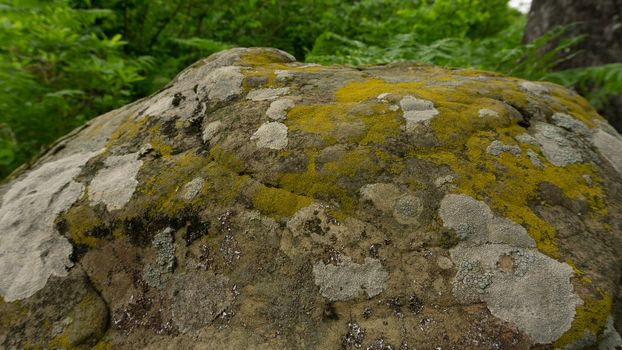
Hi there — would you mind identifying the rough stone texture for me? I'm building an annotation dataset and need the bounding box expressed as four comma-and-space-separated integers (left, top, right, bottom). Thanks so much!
1, 48, 621, 349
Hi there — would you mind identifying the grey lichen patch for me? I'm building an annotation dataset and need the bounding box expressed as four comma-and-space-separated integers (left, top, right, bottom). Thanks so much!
266, 98, 295, 121
250, 122, 288, 150
178, 177, 205, 201
519, 81, 549, 95
142, 94, 174, 117
438, 194, 494, 243
200, 66, 244, 101
478, 108, 499, 118
202, 120, 222, 144
514, 133, 540, 146
592, 128, 622, 176
551, 112, 591, 139
0, 150, 102, 301
526, 149, 544, 169
439, 193, 581, 344
246, 87, 290, 101
153, 228, 176, 272
168, 271, 232, 333
399, 95, 439, 128
486, 140, 521, 157
393, 194, 422, 224
143, 228, 176, 289
312, 256, 388, 301
534, 122, 583, 167
89, 152, 142, 211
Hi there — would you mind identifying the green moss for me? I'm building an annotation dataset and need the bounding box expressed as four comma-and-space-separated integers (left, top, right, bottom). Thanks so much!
554, 291, 613, 348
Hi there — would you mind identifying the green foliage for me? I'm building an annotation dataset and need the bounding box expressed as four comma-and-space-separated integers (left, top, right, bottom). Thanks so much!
1, 0, 621, 179
0, 0, 151, 177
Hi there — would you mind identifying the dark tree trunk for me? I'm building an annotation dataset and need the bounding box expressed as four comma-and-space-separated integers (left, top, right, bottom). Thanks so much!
524, 0, 622, 131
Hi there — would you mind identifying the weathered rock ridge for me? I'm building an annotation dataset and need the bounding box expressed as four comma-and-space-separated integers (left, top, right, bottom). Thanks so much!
1, 47, 621, 349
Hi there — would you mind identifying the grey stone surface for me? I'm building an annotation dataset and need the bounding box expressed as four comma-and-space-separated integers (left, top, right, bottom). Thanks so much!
592, 128, 622, 176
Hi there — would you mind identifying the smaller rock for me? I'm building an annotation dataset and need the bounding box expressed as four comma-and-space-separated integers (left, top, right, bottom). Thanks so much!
178, 177, 205, 201
437, 256, 454, 270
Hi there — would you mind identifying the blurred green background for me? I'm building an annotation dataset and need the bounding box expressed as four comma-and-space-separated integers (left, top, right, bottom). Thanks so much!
1, 0, 621, 178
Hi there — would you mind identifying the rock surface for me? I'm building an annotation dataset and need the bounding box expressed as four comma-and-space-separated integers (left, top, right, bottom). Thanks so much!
1, 47, 621, 349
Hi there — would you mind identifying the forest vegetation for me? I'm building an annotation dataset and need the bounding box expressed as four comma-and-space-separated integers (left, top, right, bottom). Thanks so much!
1, 0, 621, 178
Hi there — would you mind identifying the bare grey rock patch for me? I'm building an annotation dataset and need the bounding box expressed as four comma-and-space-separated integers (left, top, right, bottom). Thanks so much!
592, 128, 622, 176
526, 149, 544, 169
486, 140, 521, 156
0, 150, 102, 301
312, 256, 388, 301
89, 152, 142, 211
202, 120, 222, 144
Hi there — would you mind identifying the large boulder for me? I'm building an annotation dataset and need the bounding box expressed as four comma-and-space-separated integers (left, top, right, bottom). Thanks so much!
1, 48, 621, 349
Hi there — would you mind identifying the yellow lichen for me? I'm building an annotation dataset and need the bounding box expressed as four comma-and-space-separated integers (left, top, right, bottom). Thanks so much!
61, 200, 102, 248
554, 291, 613, 348
251, 185, 313, 218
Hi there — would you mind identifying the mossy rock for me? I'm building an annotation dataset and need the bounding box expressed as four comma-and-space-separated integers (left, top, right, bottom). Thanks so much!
1, 48, 621, 349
